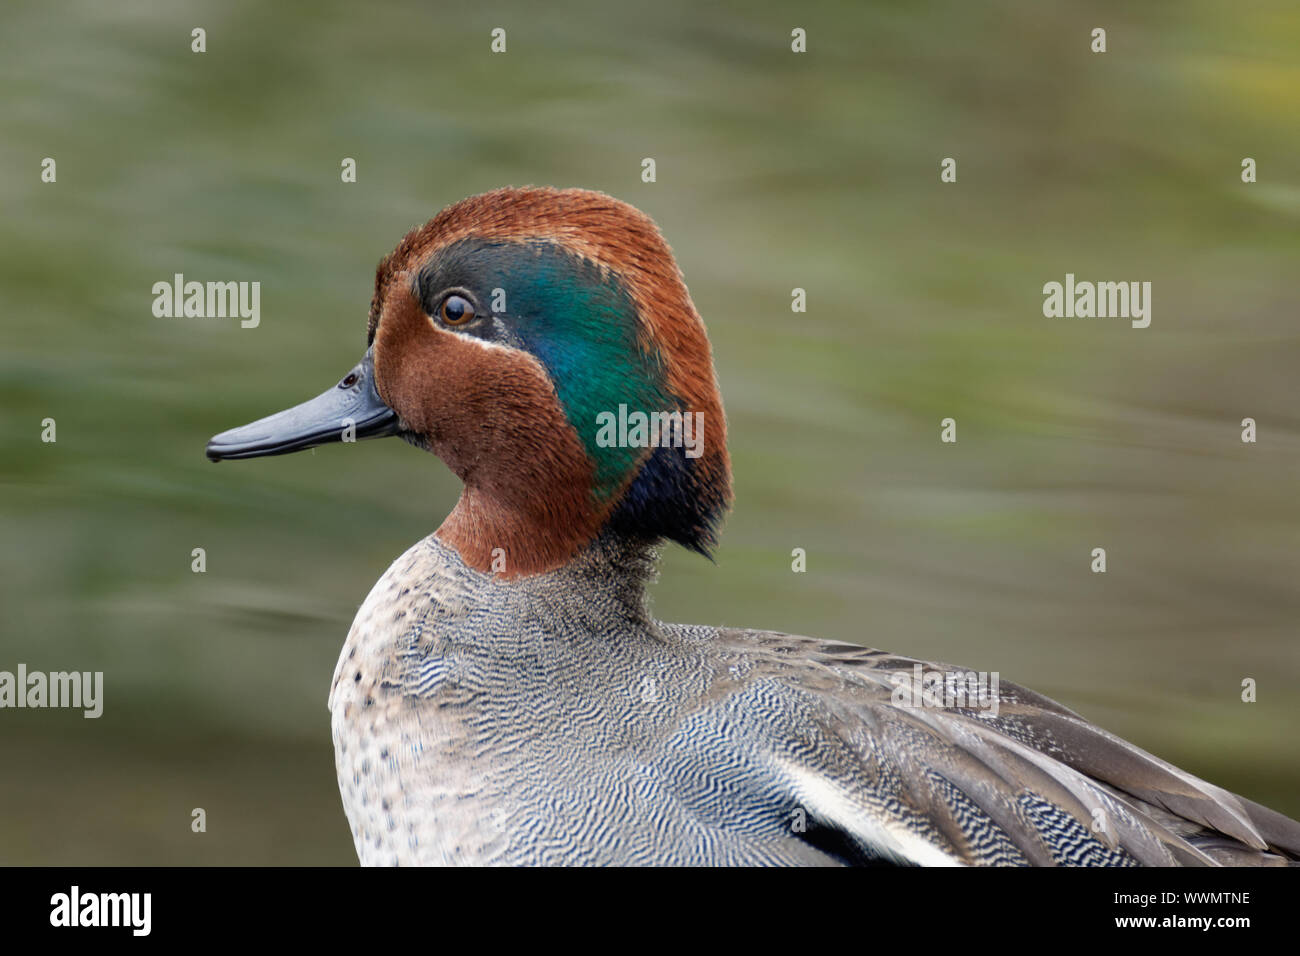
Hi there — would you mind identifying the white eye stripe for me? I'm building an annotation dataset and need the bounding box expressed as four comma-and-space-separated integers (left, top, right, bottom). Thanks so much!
438, 327, 516, 356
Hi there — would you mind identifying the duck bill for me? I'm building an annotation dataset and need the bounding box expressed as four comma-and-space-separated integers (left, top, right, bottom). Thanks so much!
206, 347, 399, 461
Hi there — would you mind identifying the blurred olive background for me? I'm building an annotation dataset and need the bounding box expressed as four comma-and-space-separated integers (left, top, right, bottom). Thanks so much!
1, 0, 1297, 864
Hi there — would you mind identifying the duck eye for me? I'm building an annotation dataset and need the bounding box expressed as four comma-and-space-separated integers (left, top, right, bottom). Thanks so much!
439, 294, 475, 326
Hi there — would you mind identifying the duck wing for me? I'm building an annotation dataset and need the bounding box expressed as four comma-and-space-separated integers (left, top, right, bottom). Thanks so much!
704, 629, 1300, 866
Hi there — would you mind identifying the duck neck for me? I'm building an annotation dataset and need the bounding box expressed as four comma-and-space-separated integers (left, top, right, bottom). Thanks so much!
435, 479, 609, 578
431, 517, 659, 628
533, 531, 660, 622
435, 481, 659, 592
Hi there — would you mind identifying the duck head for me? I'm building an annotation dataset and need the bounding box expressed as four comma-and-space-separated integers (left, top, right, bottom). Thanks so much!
207, 187, 732, 577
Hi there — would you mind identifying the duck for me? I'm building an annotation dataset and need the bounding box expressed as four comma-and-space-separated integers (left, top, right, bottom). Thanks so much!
206, 186, 1300, 866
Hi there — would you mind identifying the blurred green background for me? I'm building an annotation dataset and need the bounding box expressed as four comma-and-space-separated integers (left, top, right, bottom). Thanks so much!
1, 0, 1297, 864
